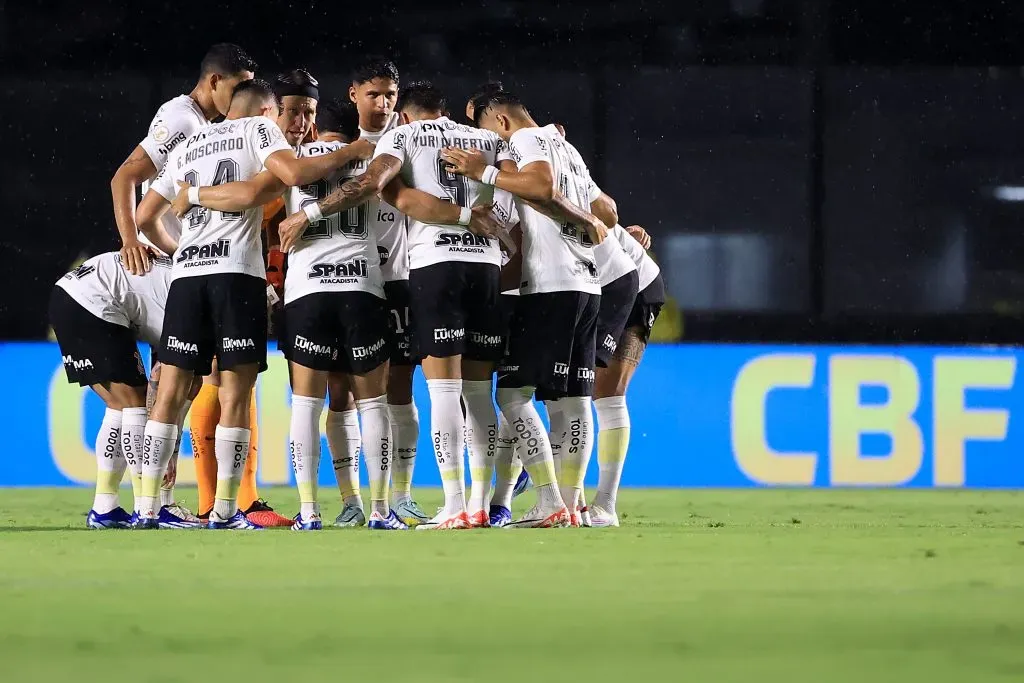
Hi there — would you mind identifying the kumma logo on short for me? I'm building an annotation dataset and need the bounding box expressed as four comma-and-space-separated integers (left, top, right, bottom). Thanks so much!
222, 337, 255, 351
167, 337, 198, 354
62, 355, 94, 371
434, 327, 465, 342
353, 337, 386, 359
294, 335, 333, 357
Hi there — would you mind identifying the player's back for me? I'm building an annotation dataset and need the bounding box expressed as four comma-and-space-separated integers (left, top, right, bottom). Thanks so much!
159, 115, 291, 280
282, 140, 385, 303
139, 95, 209, 252
509, 124, 599, 295
388, 116, 507, 268
55, 251, 173, 345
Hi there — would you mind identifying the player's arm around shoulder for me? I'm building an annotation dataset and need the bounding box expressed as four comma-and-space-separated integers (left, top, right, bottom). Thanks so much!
173, 170, 286, 218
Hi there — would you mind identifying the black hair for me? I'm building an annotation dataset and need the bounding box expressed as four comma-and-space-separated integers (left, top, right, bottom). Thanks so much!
397, 80, 446, 115
350, 56, 400, 85
230, 78, 279, 109
200, 43, 257, 77
468, 80, 505, 104
317, 99, 360, 141
274, 68, 320, 100
472, 90, 524, 127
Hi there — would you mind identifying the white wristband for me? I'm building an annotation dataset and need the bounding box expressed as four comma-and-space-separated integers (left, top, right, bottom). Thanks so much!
188, 186, 200, 205
458, 206, 472, 226
303, 202, 323, 223
480, 165, 500, 186
265, 283, 280, 307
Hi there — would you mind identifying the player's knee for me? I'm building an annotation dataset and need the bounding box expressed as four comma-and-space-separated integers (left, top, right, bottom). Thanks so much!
496, 385, 534, 414
594, 395, 629, 430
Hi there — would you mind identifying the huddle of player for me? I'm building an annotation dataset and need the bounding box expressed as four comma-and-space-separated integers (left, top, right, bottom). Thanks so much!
50, 43, 665, 531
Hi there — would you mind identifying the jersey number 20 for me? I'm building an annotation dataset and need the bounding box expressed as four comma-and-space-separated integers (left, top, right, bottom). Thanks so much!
300, 178, 367, 241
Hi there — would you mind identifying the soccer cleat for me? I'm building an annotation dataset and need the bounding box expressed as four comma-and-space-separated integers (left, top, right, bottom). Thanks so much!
588, 505, 620, 528
291, 512, 323, 531
415, 509, 472, 530
207, 510, 263, 530
157, 504, 201, 529
467, 509, 490, 528
569, 511, 581, 528
488, 505, 512, 528
367, 510, 409, 530
130, 512, 160, 530
509, 504, 571, 529
334, 503, 367, 528
86, 507, 133, 529
243, 499, 293, 528
512, 469, 531, 498
392, 499, 430, 527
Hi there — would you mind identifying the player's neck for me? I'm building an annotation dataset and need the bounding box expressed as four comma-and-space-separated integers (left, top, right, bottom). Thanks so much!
359, 113, 387, 133
189, 85, 219, 121
318, 133, 344, 143
507, 113, 538, 136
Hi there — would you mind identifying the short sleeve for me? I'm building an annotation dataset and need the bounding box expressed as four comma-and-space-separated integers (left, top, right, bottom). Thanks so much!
508, 131, 550, 170
138, 107, 195, 170
494, 136, 514, 164
248, 116, 292, 166
491, 189, 519, 228
148, 163, 176, 201
586, 175, 602, 204
373, 128, 407, 167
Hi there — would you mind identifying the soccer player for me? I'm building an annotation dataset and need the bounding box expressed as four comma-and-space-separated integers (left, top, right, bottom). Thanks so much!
442, 91, 611, 527
48, 251, 193, 528
344, 57, 428, 527
132, 79, 362, 529
110, 43, 256, 524
587, 223, 664, 527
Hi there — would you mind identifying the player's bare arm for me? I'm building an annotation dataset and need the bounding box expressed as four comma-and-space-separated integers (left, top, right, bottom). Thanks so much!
134, 190, 179, 257
172, 170, 286, 217
277, 154, 402, 252
590, 191, 619, 230
379, 177, 500, 238
626, 224, 652, 249
111, 145, 159, 275
262, 138, 375, 188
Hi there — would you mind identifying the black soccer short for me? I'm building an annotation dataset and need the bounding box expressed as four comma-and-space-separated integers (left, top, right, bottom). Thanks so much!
384, 279, 414, 366
409, 261, 505, 362
49, 287, 147, 388
282, 291, 390, 374
498, 290, 600, 399
159, 273, 268, 375
624, 273, 666, 343
596, 271, 640, 367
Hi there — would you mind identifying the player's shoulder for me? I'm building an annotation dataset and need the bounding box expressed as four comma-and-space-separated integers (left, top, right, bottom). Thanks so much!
150, 95, 204, 129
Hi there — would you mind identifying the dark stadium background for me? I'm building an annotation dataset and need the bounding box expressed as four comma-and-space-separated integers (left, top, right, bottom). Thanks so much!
3, 1, 1024, 343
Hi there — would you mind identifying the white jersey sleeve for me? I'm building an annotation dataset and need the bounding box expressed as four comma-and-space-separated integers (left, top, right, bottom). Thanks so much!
613, 224, 661, 290
509, 132, 551, 169
138, 97, 201, 170
148, 162, 177, 202
247, 116, 293, 166
373, 129, 407, 166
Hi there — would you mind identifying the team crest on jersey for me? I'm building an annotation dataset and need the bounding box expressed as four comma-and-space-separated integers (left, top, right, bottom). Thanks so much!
152, 124, 169, 142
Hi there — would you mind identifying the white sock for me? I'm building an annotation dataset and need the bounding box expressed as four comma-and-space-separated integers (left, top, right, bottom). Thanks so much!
92, 408, 124, 514
356, 395, 391, 517
159, 398, 192, 507
427, 379, 466, 514
389, 402, 419, 506
213, 425, 250, 520
545, 399, 567, 481
490, 416, 520, 511
462, 379, 497, 515
550, 397, 594, 511
497, 386, 563, 509
291, 395, 325, 519
594, 396, 630, 512
120, 407, 148, 512
140, 421, 178, 518
327, 409, 362, 508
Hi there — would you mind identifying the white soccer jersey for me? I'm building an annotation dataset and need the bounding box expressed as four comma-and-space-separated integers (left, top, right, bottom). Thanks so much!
374, 116, 514, 270
138, 95, 209, 252
283, 140, 385, 304
493, 189, 521, 296
150, 116, 292, 281
55, 251, 173, 346
508, 125, 600, 295
359, 113, 408, 281
613, 224, 661, 290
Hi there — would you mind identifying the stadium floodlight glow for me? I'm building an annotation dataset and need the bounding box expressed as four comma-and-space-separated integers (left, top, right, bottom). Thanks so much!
992, 186, 1024, 202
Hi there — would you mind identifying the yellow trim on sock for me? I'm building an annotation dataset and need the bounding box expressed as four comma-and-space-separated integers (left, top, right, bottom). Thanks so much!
141, 475, 162, 498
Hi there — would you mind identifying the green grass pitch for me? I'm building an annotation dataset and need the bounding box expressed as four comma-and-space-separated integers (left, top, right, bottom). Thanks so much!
1, 488, 1022, 682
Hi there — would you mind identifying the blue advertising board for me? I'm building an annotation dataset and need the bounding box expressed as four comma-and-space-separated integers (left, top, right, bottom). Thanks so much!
1, 342, 1020, 488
